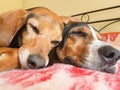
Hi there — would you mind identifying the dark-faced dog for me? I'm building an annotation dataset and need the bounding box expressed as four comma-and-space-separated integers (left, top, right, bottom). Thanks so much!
56, 22, 120, 73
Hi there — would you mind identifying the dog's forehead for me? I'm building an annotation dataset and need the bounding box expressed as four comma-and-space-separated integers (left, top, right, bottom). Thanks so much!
68, 23, 98, 39
69, 24, 92, 34
27, 13, 59, 24
88, 25, 98, 39
59, 22, 101, 49
67, 23, 101, 40
26, 13, 62, 33
63, 22, 96, 39
88, 25, 102, 40
59, 22, 89, 49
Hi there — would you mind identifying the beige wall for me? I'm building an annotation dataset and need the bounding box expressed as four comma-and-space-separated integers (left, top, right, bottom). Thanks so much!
23, 0, 120, 33
0, 0, 23, 13
23, 0, 120, 16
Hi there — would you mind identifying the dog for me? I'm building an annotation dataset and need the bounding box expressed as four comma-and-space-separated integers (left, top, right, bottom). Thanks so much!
0, 7, 65, 70
8, 7, 66, 69
56, 22, 120, 73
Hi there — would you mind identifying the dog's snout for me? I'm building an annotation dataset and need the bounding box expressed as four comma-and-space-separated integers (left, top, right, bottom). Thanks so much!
27, 55, 46, 69
98, 45, 120, 64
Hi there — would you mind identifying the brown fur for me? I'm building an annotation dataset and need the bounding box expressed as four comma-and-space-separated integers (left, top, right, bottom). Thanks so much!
0, 48, 19, 71
0, 9, 26, 71
60, 16, 80, 24
56, 26, 94, 66
0, 9, 26, 46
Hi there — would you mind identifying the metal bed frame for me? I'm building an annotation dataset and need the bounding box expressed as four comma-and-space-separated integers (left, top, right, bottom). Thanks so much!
71, 5, 120, 32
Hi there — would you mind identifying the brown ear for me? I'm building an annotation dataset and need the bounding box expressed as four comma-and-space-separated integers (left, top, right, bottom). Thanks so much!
0, 9, 26, 46
60, 16, 80, 24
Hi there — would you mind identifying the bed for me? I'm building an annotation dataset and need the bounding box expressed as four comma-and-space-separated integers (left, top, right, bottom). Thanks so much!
0, 5, 120, 90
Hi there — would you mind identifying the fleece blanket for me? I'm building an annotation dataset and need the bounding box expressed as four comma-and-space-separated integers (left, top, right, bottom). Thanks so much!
0, 32, 120, 90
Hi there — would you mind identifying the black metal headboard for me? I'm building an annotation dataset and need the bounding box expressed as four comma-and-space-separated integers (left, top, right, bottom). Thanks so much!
71, 5, 120, 32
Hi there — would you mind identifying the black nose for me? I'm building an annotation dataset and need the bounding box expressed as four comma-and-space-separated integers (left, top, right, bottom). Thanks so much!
98, 45, 120, 64
27, 55, 46, 69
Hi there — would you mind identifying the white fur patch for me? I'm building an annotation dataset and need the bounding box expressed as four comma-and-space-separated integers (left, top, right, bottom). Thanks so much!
28, 18, 39, 27
85, 25, 110, 70
88, 25, 98, 40
19, 48, 30, 69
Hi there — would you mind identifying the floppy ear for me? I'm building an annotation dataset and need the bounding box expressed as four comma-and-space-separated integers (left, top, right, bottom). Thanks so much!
60, 16, 80, 24
0, 9, 26, 46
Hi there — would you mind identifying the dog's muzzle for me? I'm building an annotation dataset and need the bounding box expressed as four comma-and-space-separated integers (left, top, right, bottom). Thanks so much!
98, 45, 120, 73
27, 54, 46, 69
98, 45, 120, 65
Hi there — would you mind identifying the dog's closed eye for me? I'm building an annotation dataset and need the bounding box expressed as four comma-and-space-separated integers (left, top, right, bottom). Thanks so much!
28, 23, 39, 34
69, 31, 87, 37
51, 40, 59, 45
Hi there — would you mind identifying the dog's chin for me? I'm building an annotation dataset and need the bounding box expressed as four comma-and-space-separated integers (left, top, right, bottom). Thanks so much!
78, 61, 118, 74
86, 64, 118, 74
102, 65, 118, 74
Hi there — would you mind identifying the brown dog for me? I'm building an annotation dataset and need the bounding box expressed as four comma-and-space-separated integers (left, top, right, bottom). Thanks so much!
56, 22, 120, 73
18, 7, 65, 69
0, 7, 80, 70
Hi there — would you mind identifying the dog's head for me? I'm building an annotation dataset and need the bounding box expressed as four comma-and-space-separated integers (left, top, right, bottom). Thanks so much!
18, 7, 64, 69
56, 22, 120, 73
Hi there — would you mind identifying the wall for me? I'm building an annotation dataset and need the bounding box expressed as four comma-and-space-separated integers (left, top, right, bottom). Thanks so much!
0, 0, 23, 13
23, 0, 120, 33
23, 0, 119, 15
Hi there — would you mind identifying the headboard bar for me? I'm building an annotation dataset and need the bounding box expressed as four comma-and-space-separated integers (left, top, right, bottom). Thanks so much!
71, 5, 120, 17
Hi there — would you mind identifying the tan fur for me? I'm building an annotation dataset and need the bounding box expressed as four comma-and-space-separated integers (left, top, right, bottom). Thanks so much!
0, 9, 26, 46
0, 48, 19, 71
60, 16, 80, 24
0, 9, 27, 71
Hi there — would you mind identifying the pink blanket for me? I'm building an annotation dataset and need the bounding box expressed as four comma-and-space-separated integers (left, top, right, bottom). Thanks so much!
0, 63, 120, 90
0, 32, 120, 90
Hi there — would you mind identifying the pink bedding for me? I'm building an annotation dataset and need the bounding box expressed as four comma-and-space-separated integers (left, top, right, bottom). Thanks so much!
0, 32, 120, 90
